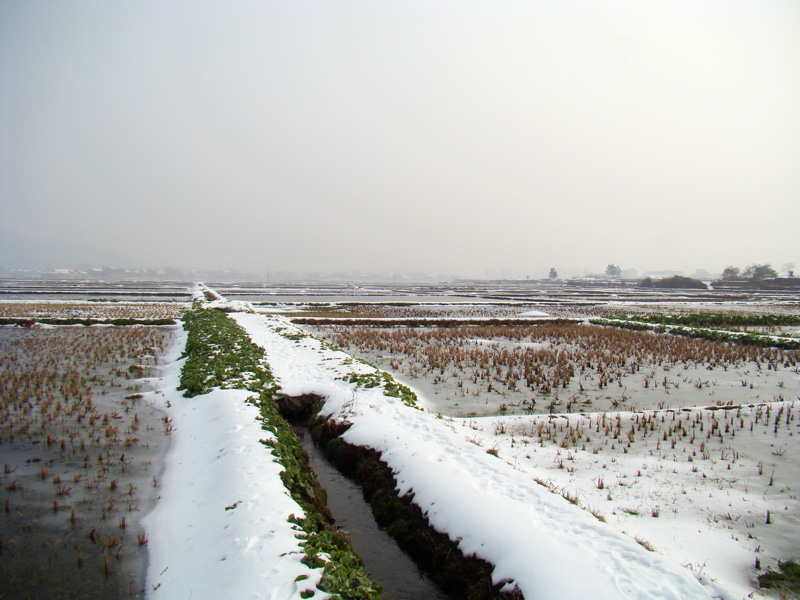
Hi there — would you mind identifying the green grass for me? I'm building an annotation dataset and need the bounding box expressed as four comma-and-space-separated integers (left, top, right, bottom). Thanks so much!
338, 371, 418, 408
758, 560, 800, 594
177, 306, 381, 598
591, 317, 800, 350
259, 394, 382, 599
623, 314, 800, 328
178, 307, 276, 397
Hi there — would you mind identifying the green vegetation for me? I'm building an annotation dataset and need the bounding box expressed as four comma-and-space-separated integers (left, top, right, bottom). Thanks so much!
668, 327, 800, 351
259, 399, 326, 511
591, 316, 800, 351
609, 313, 800, 328
178, 307, 381, 598
639, 276, 707, 290
178, 307, 276, 397
259, 397, 382, 600
758, 560, 800, 595
339, 371, 418, 408
721, 263, 780, 281
743, 264, 780, 280
721, 266, 741, 279
291, 512, 382, 600
280, 329, 310, 342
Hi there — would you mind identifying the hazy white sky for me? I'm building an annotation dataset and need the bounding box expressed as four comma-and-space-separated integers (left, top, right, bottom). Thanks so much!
1, 0, 798, 278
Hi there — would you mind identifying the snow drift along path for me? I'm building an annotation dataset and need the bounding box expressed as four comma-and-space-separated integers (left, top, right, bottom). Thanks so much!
142, 327, 325, 600
234, 312, 731, 600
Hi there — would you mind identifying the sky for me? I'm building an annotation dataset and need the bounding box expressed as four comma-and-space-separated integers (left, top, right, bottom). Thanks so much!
1, 0, 799, 279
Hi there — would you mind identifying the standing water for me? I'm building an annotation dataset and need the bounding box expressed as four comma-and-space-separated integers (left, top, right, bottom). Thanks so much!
294, 427, 450, 600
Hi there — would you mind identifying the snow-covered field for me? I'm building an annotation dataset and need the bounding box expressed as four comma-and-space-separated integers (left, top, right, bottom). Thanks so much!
0, 300, 185, 320
305, 322, 799, 598
2, 281, 798, 599
310, 324, 800, 418
447, 405, 799, 597
233, 311, 730, 599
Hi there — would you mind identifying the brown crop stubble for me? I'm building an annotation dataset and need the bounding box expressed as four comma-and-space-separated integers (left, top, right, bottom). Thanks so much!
0, 324, 172, 598
316, 323, 797, 411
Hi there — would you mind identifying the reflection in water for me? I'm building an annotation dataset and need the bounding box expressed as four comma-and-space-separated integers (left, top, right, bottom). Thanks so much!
295, 427, 450, 600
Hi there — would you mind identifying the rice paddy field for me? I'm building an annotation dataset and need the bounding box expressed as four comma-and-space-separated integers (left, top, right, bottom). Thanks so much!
0, 298, 178, 598
0, 302, 184, 321
1, 278, 798, 598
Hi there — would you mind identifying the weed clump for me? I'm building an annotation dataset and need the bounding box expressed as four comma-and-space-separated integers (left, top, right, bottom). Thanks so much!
259, 395, 381, 599
178, 308, 380, 598
339, 371, 418, 408
758, 560, 800, 594
178, 307, 276, 397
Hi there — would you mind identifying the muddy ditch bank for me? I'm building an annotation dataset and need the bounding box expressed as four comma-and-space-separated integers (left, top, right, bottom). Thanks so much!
293, 426, 448, 600
275, 394, 524, 600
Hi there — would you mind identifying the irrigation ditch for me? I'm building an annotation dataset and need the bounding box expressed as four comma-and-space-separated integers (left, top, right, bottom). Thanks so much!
179, 306, 524, 599
291, 424, 447, 600
273, 393, 524, 600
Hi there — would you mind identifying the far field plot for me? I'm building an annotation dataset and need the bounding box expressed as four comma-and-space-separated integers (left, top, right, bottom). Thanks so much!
310, 319, 800, 598
313, 323, 799, 416
0, 321, 175, 598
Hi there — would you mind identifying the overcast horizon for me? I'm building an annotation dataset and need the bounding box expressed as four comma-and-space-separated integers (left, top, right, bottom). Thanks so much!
2, 1, 798, 280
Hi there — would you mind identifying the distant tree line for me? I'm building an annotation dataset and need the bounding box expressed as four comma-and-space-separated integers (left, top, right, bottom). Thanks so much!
571, 262, 795, 288
721, 264, 781, 280
639, 276, 707, 290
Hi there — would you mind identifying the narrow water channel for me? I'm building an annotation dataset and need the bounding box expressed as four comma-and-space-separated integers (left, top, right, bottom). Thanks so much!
294, 427, 450, 600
